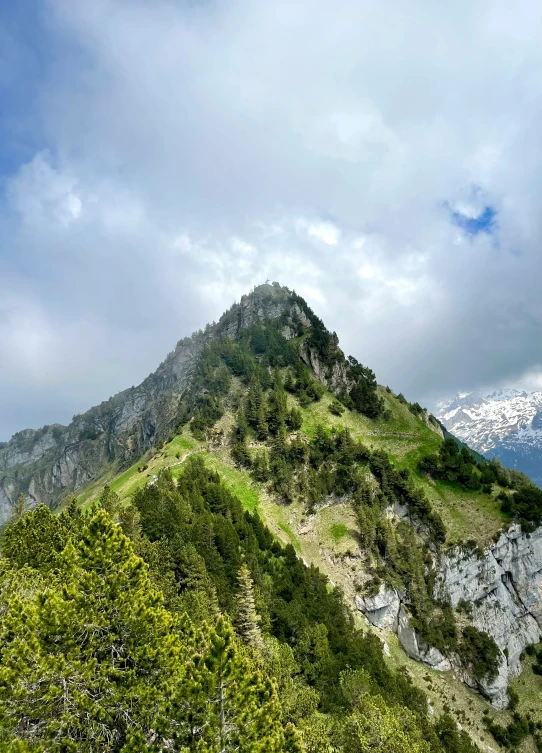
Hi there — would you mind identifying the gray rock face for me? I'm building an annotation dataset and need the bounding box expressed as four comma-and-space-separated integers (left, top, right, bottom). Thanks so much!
355, 585, 401, 630
0, 335, 199, 524
432, 526, 542, 706
299, 340, 351, 395
397, 607, 452, 671
355, 525, 542, 707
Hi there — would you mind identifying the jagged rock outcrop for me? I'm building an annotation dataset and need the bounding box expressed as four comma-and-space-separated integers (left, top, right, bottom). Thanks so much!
356, 524, 542, 708
299, 339, 352, 395
0, 339, 199, 524
434, 526, 542, 707
355, 585, 401, 630
397, 607, 452, 672
355, 590, 452, 671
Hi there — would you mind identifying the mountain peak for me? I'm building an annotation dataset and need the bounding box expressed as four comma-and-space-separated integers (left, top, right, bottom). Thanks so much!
0, 283, 367, 521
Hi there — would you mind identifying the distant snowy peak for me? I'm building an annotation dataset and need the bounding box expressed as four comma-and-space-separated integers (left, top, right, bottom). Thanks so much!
435, 389, 542, 487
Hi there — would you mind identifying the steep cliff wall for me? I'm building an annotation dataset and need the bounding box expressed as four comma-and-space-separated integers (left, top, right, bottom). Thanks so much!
0, 335, 202, 523
357, 525, 542, 708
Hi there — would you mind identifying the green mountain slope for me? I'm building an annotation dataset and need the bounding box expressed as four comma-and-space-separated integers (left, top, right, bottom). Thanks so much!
4, 282, 542, 752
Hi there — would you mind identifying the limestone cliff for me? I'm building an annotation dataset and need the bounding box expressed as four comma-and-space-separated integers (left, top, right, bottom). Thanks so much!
357, 525, 542, 708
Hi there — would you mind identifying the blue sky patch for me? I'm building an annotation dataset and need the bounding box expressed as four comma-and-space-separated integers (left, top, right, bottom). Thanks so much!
450, 204, 498, 237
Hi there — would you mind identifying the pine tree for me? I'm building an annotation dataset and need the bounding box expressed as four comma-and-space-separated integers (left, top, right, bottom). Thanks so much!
252, 450, 270, 482
231, 436, 251, 468
177, 543, 220, 621
181, 618, 284, 753
173, 617, 284, 753
234, 406, 249, 442
246, 379, 264, 428
119, 504, 142, 540
236, 564, 263, 650
284, 722, 305, 753
337, 694, 430, 753
267, 384, 287, 435
64, 493, 82, 523
99, 484, 121, 518
0, 510, 181, 751
287, 407, 303, 431
2, 504, 77, 572
255, 400, 269, 440
284, 370, 296, 393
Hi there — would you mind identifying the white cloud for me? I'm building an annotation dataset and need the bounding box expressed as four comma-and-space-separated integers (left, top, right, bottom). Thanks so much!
296, 218, 341, 246
8, 152, 83, 229
515, 368, 542, 393
0, 0, 541, 435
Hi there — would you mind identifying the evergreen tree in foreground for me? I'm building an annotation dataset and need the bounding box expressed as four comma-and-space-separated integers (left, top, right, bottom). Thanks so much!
0, 510, 180, 751
0, 510, 296, 753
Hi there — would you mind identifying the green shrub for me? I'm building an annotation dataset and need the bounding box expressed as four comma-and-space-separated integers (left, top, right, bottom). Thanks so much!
329, 400, 345, 416
459, 626, 500, 682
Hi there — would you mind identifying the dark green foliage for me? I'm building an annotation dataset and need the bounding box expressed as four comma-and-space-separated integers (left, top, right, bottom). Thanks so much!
78, 428, 101, 441
289, 293, 382, 419
267, 381, 288, 435
0, 509, 288, 752
285, 362, 325, 406
504, 485, 542, 531
231, 409, 252, 468
2, 503, 82, 571
0, 511, 182, 750
0, 451, 481, 753
460, 626, 500, 682
369, 451, 446, 544
130, 459, 481, 753
409, 402, 424, 416
418, 439, 483, 490
419, 440, 541, 528
98, 484, 121, 518
329, 399, 345, 416
347, 356, 383, 419
484, 712, 533, 749
531, 646, 542, 676
351, 482, 455, 657
457, 598, 473, 617
289, 292, 340, 367
256, 423, 371, 508
134, 458, 433, 719
435, 714, 480, 753
287, 406, 303, 431
187, 322, 325, 439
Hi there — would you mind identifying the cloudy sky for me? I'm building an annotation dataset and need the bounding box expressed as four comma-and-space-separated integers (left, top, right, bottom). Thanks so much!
1, 0, 541, 440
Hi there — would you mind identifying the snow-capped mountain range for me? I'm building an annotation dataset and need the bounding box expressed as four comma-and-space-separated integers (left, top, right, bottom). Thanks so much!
435, 389, 542, 487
